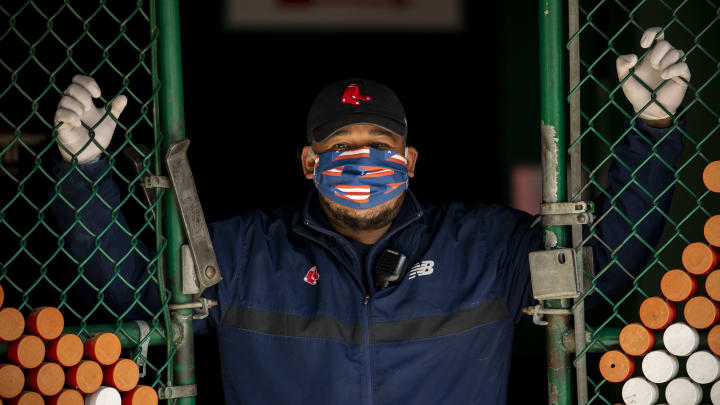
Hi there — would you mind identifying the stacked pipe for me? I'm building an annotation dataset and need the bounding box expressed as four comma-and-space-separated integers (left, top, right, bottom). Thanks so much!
598, 161, 720, 405
0, 285, 158, 405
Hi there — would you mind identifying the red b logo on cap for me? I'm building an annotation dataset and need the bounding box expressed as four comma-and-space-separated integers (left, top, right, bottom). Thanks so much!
341, 84, 371, 105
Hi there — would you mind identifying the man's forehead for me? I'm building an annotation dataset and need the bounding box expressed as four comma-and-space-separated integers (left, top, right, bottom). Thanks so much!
329, 124, 400, 139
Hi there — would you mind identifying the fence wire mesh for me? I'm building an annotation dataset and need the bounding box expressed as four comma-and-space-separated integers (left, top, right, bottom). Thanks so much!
0, 0, 173, 389
569, 0, 720, 403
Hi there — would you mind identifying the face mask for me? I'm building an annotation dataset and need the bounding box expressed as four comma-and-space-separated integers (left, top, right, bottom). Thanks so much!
312, 147, 409, 210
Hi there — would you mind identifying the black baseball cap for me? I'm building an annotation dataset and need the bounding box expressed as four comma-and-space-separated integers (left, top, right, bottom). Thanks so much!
306, 78, 407, 143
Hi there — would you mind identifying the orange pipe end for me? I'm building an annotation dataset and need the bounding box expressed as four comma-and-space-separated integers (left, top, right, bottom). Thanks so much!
122, 385, 158, 405
703, 161, 720, 193
684, 296, 720, 329
682, 243, 718, 275
47, 334, 84, 368
26, 307, 64, 341
66, 360, 102, 395
0, 308, 25, 343
0, 364, 24, 399
705, 216, 720, 247
103, 359, 140, 392
619, 323, 655, 356
639, 296, 676, 330
84, 333, 121, 366
26, 362, 64, 396
599, 350, 635, 383
7, 335, 45, 369
8, 391, 43, 405
47, 389, 84, 405
661, 270, 697, 301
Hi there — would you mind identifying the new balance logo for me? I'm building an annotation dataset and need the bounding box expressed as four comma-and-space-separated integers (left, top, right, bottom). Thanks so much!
408, 260, 435, 279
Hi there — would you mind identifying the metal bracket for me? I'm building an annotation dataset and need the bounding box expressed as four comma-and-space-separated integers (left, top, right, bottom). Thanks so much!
529, 248, 580, 300
142, 175, 171, 189
173, 244, 221, 318
133, 320, 151, 378
157, 384, 197, 400
523, 304, 573, 326
168, 297, 218, 320
540, 201, 594, 226
528, 246, 594, 300
166, 139, 223, 293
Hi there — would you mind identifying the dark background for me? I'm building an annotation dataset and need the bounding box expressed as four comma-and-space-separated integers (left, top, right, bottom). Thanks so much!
2, 0, 719, 403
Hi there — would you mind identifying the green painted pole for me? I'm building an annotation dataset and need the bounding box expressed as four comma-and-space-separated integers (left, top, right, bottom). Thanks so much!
156, 0, 195, 404
539, 1, 572, 405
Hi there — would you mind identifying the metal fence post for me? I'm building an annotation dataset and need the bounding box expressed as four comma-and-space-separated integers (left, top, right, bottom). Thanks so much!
157, 0, 196, 403
539, 1, 573, 404
566, 0, 588, 403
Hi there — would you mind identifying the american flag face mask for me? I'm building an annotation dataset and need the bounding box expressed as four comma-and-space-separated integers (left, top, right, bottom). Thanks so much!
313, 147, 409, 210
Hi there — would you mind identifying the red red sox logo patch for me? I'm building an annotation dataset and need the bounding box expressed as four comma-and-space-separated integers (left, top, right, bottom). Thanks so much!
304, 266, 319, 285
341, 84, 371, 105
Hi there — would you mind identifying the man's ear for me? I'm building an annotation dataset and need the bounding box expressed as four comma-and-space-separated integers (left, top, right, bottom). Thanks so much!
301, 146, 315, 179
405, 146, 418, 178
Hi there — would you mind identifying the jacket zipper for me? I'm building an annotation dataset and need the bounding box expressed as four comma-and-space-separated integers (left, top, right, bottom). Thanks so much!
363, 293, 372, 405
298, 209, 423, 405
333, 236, 372, 405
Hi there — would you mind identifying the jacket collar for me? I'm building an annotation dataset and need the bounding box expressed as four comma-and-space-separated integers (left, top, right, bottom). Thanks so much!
298, 188, 424, 243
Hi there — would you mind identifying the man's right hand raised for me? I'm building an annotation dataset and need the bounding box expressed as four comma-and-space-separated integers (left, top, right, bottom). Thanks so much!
54, 75, 127, 164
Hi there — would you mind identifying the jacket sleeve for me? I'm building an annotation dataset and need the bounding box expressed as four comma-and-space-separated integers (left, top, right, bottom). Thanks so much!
503, 119, 684, 319
586, 119, 684, 306
50, 156, 163, 321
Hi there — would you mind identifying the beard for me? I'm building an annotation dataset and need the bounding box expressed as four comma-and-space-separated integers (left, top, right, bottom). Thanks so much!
318, 192, 406, 232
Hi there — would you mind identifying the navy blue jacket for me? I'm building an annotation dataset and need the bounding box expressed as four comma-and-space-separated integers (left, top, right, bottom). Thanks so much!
50, 120, 683, 404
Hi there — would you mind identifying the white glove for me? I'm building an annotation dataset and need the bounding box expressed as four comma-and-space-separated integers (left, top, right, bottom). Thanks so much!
54, 75, 127, 163
616, 27, 691, 120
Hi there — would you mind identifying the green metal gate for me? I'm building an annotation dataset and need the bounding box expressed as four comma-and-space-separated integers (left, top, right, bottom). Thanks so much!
540, 0, 720, 404
0, 0, 194, 403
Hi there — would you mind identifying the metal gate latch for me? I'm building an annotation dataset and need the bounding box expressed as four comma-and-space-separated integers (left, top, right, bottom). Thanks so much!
540, 201, 594, 226
528, 246, 594, 301
528, 201, 595, 302
124, 141, 223, 319
529, 248, 581, 300
166, 139, 223, 293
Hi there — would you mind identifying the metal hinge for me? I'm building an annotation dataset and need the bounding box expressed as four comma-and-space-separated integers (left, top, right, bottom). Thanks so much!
157, 384, 197, 400
540, 201, 594, 226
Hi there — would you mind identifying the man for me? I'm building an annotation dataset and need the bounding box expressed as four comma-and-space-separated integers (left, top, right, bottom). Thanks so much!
51, 28, 688, 404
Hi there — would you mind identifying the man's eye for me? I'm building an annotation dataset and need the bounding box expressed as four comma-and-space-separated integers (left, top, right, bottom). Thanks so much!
373, 143, 388, 149
333, 144, 349, 150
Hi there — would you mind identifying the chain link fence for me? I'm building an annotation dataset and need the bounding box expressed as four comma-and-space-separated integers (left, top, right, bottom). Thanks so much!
0, 0, 174, 391
568, 0, 720, 403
